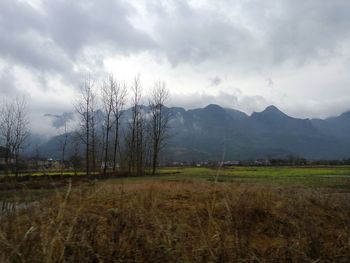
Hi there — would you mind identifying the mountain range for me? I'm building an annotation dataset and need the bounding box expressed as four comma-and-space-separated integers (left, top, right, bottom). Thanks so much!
33, 104, 350, 161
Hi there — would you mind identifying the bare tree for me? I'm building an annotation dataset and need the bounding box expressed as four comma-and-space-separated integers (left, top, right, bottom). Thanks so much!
127, 77, 146, 176
89, 90, 97, 174
111, 79, 127, 173
101, 76, 115, 175
75, 78, 95, 176
70, 132, 83, 176
56, 115, 70, 175
0, 97, 30, 176
148, 81, 171, 174
13, 97, 30, 176
0, 101, 15, 175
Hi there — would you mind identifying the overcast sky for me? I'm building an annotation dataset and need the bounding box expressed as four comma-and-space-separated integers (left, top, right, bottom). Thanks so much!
1, 0, 350, 134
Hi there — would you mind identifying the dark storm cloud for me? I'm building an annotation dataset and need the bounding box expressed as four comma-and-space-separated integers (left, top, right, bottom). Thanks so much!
149, 0, 350, 67
2, 0, 350, 75
0, 29, 73, 75
43, 0, 155, 57
150, 1, 255, 66
0, 0, 154, 81
0, 0, 71, 74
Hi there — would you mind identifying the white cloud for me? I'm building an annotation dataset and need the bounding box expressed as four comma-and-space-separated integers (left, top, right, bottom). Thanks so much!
1, 0, 350, 129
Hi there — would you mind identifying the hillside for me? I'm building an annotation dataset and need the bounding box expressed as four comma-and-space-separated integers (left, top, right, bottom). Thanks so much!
34, 105, 350, 161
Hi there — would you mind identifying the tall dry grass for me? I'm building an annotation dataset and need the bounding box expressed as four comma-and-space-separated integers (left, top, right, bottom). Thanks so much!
0, 180, 350, 262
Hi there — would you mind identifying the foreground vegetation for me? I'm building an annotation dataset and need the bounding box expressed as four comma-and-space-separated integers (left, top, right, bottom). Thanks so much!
0, 166, 350, 262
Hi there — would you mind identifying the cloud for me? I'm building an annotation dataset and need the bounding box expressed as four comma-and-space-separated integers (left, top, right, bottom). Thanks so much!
170, 90, 269, 114
1, 0, 350, 124
283, 95, 350, 119
44, 112, 75, 129
151, 1, 256, 67
153, 0, 350, 68
208, 76, 222, 87
252, 1, 350, 67
2, 0, 350, 73
0, 66, 18, 96
0, 0, 155, 90
44, 0, 155, 57
2, 0, 350, 79
266, 78, 274, 88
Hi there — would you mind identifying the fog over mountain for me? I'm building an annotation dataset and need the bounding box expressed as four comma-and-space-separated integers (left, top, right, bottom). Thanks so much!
33, 104, 350, 161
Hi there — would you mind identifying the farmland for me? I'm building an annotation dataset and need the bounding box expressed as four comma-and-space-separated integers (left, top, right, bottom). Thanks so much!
157, 166, 350, 188
0, 166, 350, 262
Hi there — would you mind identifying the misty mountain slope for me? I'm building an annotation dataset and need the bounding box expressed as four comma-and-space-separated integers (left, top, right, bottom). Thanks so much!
312, 111, 350, 140
34, 104, 350, 161
167, 105, 350, 161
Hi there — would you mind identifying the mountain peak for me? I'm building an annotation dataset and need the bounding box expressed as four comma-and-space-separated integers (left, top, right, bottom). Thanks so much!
251, 105, 289, 120
204, 104, 223, 110
263, 105, 281, 113
261, 105, 287, 116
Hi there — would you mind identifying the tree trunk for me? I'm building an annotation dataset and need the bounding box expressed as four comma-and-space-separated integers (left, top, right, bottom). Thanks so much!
103, 117, 110, 175
113, 121, 119, 173
86, 110, 90, 176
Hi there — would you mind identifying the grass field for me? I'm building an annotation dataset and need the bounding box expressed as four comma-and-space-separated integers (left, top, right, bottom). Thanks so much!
0, 166, 350, 262
3, 166, 350, 188
123, 166, 350, 189
1, 166, 350, 203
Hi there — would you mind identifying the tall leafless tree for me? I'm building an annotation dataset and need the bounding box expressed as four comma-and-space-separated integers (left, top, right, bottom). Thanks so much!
148, 81, 171, 174
0, 101, 15, 175
101, 76, 115, 175
56, 115, 70, 175
0, 97, 30, 176
13, 98, 30, 176
70, 132, 83, 176
127, 77, 146, 176
75, 78, 95, 176
89, 94, 97, 174
111, 78, 127, 173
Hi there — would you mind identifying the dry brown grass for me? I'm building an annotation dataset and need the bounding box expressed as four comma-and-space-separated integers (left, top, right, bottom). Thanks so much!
0, 180, 350, 262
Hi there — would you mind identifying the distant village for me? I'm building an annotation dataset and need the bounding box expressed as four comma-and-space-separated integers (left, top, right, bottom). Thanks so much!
3, 144, 350, 175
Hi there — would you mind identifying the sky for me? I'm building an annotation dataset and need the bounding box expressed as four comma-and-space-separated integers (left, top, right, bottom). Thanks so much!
1, 0, 350, 135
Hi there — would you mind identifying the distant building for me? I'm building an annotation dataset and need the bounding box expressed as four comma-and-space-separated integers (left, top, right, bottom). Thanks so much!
32, 158, 62, 169
254, 159, 271, 166
220, 160, 240, 166
168, 162, 185, 167
45, 158, 61, 169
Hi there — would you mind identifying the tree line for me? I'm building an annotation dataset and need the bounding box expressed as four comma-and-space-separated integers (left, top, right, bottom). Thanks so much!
0, 75, 171, 176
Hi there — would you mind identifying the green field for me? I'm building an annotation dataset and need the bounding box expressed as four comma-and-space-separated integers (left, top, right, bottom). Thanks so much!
113, 166, 350, 190
3, 165, 350, 188
1, 166, 350, 203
